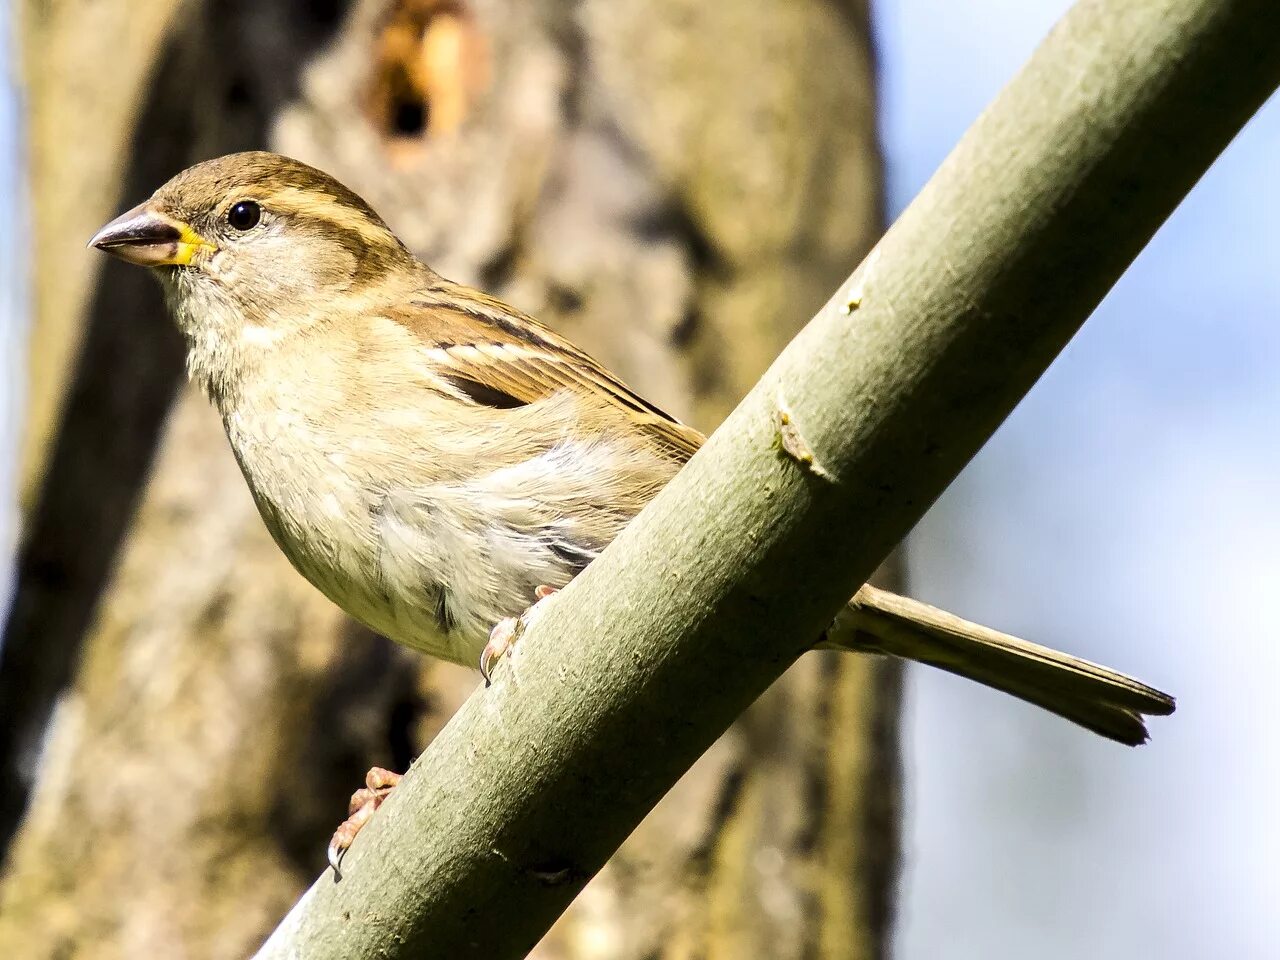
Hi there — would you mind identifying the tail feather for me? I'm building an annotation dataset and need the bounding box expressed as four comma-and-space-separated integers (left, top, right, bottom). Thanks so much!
823, 585, 1175, 746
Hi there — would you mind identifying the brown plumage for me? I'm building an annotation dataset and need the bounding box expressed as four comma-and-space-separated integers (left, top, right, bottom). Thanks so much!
386, 285, 704, 461
91, 151, 1174, 750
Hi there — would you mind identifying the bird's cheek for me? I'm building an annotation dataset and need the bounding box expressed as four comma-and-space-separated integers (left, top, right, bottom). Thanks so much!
204, 248, 251, 292
204, 246, 231, 276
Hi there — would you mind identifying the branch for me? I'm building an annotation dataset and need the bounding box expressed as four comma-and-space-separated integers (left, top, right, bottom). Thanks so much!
255, 1, 1280, 956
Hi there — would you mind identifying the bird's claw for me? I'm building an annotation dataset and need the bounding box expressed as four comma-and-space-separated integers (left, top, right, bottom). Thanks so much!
327, 766, 402, 880
480, 616, 520, 685
480, 585, 559, 686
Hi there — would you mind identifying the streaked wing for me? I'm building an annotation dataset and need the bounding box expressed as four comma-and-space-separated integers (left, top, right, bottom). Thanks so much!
386, 281, 705, 461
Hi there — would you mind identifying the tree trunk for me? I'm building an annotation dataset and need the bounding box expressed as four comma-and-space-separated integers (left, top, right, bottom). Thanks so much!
0, 1, 895, 957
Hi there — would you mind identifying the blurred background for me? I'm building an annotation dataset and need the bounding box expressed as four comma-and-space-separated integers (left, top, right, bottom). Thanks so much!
0, 1, 1275, 957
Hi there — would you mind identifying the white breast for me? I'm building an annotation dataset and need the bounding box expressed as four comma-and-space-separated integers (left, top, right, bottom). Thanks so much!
219, 369, 673, 668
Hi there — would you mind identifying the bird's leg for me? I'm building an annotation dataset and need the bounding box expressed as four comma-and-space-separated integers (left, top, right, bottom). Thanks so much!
480, 585, 559, 685
327, 765, 402, 879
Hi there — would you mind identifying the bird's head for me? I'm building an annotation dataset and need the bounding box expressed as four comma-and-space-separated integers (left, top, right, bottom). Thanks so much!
90, 151, 422, 338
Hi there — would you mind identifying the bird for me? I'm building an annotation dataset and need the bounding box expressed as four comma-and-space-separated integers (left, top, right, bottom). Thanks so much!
90, 151, 1174, 872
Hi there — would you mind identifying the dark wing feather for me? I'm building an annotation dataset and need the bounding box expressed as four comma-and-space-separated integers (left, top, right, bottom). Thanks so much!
387, 281, 705, 461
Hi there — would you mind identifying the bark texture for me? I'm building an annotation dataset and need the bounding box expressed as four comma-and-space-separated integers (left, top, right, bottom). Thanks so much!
0, 1, 893, 956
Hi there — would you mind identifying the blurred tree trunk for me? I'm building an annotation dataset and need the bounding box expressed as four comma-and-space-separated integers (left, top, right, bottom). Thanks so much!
0, 0, 187, 856
0, 1, 896, 957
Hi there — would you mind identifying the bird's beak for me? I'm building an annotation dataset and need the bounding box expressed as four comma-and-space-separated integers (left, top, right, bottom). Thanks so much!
89, 202, 209, 267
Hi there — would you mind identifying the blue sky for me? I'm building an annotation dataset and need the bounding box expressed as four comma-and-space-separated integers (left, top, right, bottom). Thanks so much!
1, 2, 1276, 956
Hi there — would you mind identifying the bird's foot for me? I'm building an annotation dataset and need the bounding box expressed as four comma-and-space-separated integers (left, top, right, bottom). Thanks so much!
327, 765, 402, 880
479, 585, 559, 685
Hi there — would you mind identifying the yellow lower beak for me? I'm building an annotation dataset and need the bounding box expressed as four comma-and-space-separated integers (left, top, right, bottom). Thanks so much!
89, 202, 209, 267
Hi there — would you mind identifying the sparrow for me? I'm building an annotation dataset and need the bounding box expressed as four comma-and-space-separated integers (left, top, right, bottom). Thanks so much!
91, 151, 1174, 872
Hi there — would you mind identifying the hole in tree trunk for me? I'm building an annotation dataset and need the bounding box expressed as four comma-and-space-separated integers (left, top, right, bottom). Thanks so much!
392, 96, 429, 136
368, 0, 489, 144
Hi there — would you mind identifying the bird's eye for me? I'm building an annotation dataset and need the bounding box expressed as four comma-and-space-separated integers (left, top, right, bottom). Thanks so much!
227, 200, 261, 231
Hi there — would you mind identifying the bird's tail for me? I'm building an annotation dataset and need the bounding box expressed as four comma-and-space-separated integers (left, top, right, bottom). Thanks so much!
821, 584, 1175, 745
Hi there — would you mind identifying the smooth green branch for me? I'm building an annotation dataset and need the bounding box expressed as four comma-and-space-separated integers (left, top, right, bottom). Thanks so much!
255, 1, 1280, 957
